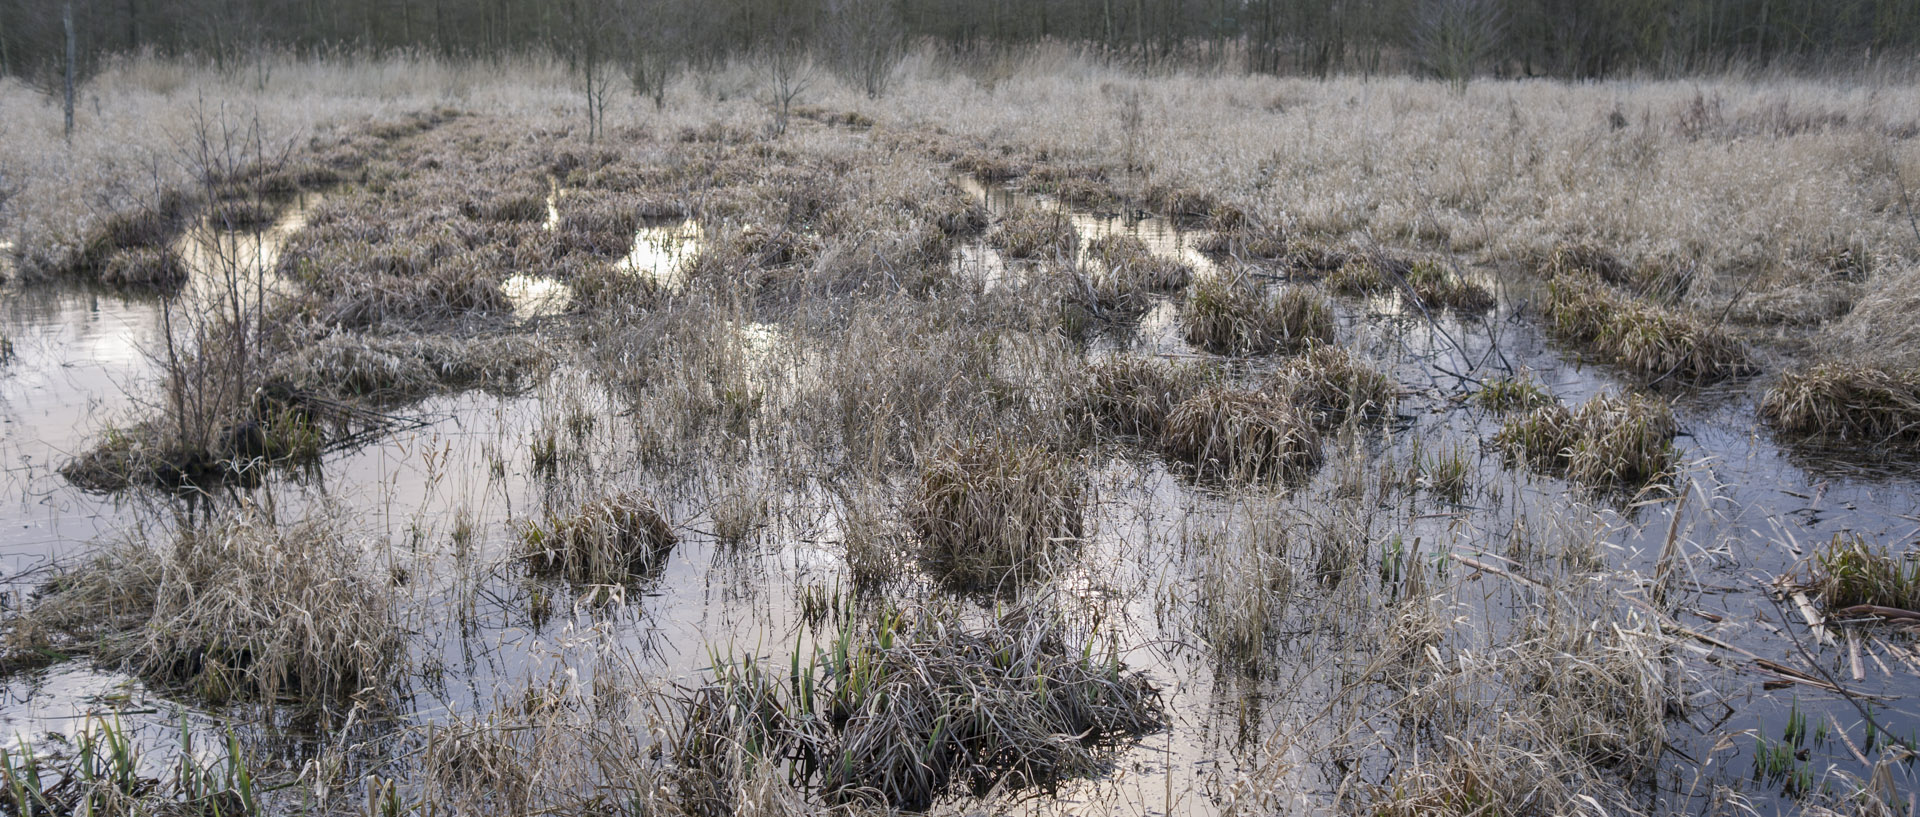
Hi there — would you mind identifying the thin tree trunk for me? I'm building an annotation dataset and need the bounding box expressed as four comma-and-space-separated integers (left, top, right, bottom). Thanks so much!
63, 3, 75, 141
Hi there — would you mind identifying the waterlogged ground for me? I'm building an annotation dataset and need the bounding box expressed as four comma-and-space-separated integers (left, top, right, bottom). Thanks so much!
0, 113, 1916, 814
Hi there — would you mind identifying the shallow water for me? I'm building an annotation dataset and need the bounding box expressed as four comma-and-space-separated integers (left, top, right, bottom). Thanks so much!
0, 174, 1915, 814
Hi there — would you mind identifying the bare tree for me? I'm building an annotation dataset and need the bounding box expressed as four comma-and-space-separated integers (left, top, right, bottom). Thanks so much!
826, 0, 902, 99
619, 0, 678, 111
558, 0, 615, 140
1412, 0, 1504, 89
761, 38, 813, 137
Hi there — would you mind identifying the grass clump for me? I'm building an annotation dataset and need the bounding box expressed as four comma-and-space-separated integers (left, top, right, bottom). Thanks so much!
1086, 234, 1193, 292
521, 491, 678, 586
1195, 228, 1287, 260
675, 601, 1162, 812
1760, 363, 1920, 444
0, 715, 264, 817
911, 438, 1083, 591
1084, 355, 1213, 438
1799, 534, 1920, 612
991, 206, 1077, 260
100, 247, 189, 288
1327, 257, 1495, 312
1164, 387, 1323, 482
1190, 505, 1294, 672
1544, 274, 1750, 383
54, 198, 194, 280
1182, 275, 1335, 356
1496, 392, 1678, 488
1264, 345, 1397, 425
269, 333, 546, 404
1473, 373, 1554, 412
20, 510, 403, 712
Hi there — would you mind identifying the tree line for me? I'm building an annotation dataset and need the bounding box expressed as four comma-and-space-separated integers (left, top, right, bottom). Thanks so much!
3, 0, 1916, 92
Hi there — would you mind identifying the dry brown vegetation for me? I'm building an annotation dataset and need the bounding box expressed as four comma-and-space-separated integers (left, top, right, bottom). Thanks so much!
910, 438, 1084, 590
15, 509, 403, 714
676, 601, 1161, 812
1761, 363, 1920, 443
1083, 355, 1213, 438
1497, 392, 1678, 488
1164, 387, 1324, 482
522, 491, 679, 586
4, 53, 1919, 817
1182, 274, 1335, 356
1086, 234, 1193, 291
1542, 273, 1751, 383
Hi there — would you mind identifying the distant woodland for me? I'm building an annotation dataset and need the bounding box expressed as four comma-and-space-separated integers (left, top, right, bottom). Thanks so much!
4, 0, 1917, 89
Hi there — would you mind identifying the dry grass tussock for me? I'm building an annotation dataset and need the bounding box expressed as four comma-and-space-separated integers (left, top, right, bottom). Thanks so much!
1182, 274, 1335, 356
910, 437, 1083, 591
675, 600, 1161, 812
1761, 363, 1920, 443
1544, 273, 1750, 383
269, 332, 547, 403
522, 490, 678, 586
1164, 387, 1323, 482
1086, 234, 1193, 291
1327, 255, 1495, 313
1263, 344, 1397, 425
12, 508, 403, 712
1498, 392, 1677, 488
1473, 372, 1555, 412
1796, 533, 1920, 612
990, 204, 1077, 260
1083, 355, 1214, 438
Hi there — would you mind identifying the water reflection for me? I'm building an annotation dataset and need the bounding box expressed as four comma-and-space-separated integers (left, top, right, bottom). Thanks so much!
504, 274, 574, 319
956, 177, 1220, 279
621, 218, 703, 290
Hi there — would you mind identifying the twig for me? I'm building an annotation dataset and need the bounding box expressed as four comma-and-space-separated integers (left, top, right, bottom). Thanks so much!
1767, 593, 1919, 754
